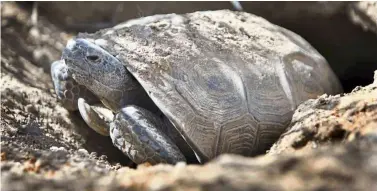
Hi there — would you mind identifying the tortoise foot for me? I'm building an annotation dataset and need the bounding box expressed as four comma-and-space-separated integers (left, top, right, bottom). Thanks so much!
110, 105, 186, 165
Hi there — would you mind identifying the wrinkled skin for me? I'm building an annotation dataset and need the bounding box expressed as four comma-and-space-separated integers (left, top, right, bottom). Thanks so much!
51, 39, 196, 164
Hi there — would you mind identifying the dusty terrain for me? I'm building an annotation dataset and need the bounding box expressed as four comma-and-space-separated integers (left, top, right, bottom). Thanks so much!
1, 2, 377, 191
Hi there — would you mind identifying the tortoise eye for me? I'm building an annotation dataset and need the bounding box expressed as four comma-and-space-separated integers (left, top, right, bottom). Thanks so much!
86, 55, 100, 63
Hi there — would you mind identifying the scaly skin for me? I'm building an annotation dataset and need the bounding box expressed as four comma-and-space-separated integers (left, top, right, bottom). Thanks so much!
51, 39, 188, 164
51, 60, 99, 111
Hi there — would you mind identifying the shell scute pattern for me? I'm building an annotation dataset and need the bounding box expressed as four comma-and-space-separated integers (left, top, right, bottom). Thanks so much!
216, 114, 259, 156
78, 10, 342, 161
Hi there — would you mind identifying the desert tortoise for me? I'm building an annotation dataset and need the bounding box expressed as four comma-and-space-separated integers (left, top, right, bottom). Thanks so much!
51, 10, 342, 164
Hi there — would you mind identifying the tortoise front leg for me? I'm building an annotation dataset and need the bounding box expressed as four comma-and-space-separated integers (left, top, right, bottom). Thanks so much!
51, 60, 99, 110
77, 98, 113, 136
52, 60, 111, 136
110, 105, 186, 165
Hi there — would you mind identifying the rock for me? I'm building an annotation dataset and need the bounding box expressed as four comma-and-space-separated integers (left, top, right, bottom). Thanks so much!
115, 139, 377, 191
3, 138, 377, 191
269, 70, 377, 155
348, 1, 377, 34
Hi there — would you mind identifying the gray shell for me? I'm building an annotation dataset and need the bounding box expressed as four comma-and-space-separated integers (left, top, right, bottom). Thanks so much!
79, 10, 342, 162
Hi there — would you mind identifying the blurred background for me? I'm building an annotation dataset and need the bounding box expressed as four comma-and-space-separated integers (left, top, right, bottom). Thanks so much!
2, 1, 377, 91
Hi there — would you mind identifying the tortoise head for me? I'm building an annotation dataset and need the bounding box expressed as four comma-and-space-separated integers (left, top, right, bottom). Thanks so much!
61, 38, 135, 111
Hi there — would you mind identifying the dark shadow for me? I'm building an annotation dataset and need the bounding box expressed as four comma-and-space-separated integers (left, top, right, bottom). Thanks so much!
240, 2, 377, 92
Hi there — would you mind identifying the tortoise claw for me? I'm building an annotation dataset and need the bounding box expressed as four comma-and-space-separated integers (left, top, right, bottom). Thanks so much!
78, 98, 113, 136
51, 60, 99, 111
51, 60, 77, 110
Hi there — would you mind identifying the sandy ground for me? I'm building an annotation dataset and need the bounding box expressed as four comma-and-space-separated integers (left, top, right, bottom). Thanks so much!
1, 2, 377, 191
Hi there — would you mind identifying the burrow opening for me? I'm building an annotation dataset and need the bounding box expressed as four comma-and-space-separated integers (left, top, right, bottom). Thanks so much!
13, 2, 377, 167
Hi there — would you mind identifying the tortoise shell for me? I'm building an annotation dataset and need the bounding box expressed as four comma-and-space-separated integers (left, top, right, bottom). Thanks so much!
78, 10, 342, 162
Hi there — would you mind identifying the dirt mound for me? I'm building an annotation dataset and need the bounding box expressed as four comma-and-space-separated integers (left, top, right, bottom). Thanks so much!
1, 2, 376, 191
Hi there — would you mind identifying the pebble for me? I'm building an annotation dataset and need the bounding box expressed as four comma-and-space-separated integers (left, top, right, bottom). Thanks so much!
77, 149, 89, 156
50, 146, 67, 152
